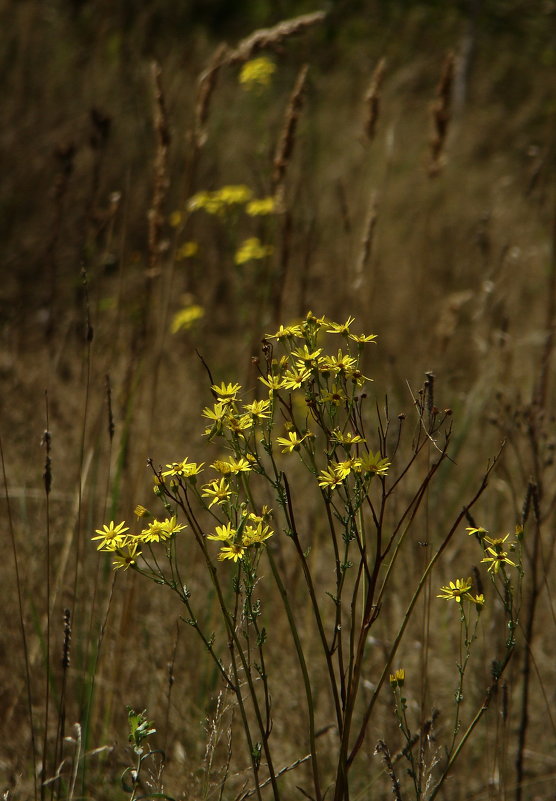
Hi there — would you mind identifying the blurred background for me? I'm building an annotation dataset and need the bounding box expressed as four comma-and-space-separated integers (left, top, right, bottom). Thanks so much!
1, 1, 555, 798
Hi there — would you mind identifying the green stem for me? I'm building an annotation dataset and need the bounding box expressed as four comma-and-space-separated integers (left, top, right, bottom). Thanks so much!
348, 459, 496, 767
266, 549, 322, 801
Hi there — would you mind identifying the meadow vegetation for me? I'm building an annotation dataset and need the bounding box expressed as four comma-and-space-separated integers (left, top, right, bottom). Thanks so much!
1, 2, 555, 799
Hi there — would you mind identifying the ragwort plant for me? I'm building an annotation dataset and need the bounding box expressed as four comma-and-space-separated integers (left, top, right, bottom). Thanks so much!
94, 313, 522, 801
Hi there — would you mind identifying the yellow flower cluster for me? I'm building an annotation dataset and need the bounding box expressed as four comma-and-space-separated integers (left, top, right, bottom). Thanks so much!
467, 525, 520, 574
437, 577, 485, 607
202, 381, 272, 441
161, 458, 205, 480
207, 515, 274, 562
317, 451, 390, 490
94, 312, 385, 570
239, 57, 276, 91
187, 185, 253, 215
186, 186, 276, 219
258, 318, 376, 393
92, 516, 187, 570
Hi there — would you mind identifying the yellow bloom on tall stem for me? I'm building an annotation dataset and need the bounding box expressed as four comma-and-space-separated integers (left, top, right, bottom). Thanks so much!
267, 323, 303, 341
92, 520, 129, 550
243, 399, 271, 421
112, 543, 139, 571
218, 543, 246, 562
437, 578, 473, 603
246, 196, 277, 216
276, 431, 310, 453
242, 523, 273, 546
171, 305, 204, 334
326, 316, 356, 335
389, 668, 405, 688
207, 523, 236, 543
259, 373, 286, 392
481, 547, 517, 574
318, 466, 344, 490
212, 382, 241, 401
201, 478, 233, 508
162, 459, 204, 479
211, 457, 252, 475
239, 57, 276, 91
282, 366, 312, 390
140, 516, 186, 543
349, 332, 377, 343
235, 237, 273, 265
356, 451, 390, 477
331, 429, 365, 446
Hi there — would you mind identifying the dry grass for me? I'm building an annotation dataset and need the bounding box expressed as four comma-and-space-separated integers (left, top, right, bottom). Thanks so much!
1, 3, 555, 800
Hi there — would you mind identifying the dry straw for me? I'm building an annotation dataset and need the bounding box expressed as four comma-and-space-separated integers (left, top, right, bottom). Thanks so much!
147, 60, 170, 283
188, 10, 326, 192
428, 51, 455, 177
363, 57, 386, 142
272, 63, 309, 201
353, 192, 378, 291
226, 11, 327, 64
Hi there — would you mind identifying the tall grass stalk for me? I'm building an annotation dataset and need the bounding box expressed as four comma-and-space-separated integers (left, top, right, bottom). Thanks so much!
3, 430, 39, 801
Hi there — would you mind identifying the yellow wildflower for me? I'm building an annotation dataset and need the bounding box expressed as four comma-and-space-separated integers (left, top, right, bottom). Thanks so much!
235, 237, 273, 265
140, 516, 186, 543
335, 458, 358, 479
437, 578, 473, 603
201, 478, 233, 508
207, 523, 236, 543
202, 403, 228, 423
112, 542, 140, 571
218, 543, 245, 562
282, 366, 312, 390
171, 304, 204, 333
318, 466, 344, 490
331, 429, 365, 446
246, 196, 277, 215
349, 332, 377, 344
212, 382, 241, 401
276, 431, 310, 453
466, 526, 488, 539
259, 373, 286, 393
291, 345, 322, 366
484, 533, 510, 548
303, 311, 328, 330
224, 413, 253, 435
92, 520, 129, 550
211, 457, 252, 475
176, 241, 199, 260
162, 459, 204, 479
320, 349, 358, 375
134, 505, 150, 518
389, 668, 405, 688
187, 191, 223, 215
243, 399, 272, 421
326, 316, 356, 335
239, 57, 276, 91
481, 547, 517, 574
267, 324, 303, 341
320, 385, 347, 406
216, 185, 253, 205
242, 523, 273, 546
356, 451, 390, 477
